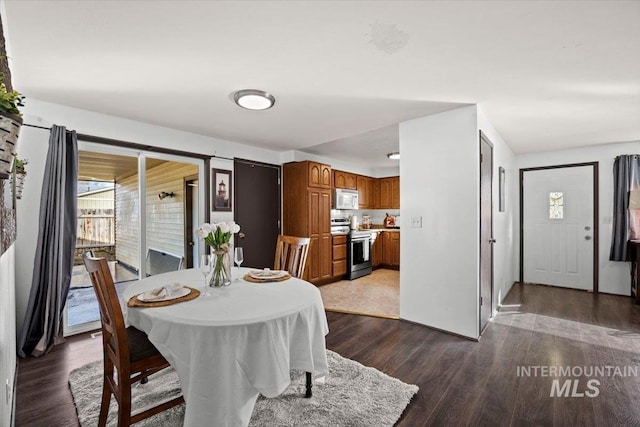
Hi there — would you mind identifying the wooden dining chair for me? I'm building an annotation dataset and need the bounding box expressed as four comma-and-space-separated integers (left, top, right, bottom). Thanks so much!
83, 253, 184, 427
273, 235, 311, 278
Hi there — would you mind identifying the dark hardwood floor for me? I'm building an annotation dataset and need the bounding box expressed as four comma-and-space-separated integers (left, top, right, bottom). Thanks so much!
15, 283, 640, 426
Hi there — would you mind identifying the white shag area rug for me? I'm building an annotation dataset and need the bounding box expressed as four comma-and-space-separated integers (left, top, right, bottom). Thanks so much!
69, 350, 418, 427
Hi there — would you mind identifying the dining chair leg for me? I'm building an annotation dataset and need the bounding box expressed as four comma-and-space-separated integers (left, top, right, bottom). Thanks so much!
98, 376, 111, 427
305, 372, 312, 398
118, 385, 132, 427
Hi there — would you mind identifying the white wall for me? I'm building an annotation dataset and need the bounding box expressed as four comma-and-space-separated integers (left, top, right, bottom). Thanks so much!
15, 98, 285, 336
478, 107, 518, 309
0, 245, 16, 427
399, 105, 518, 339
399, 105, 481, 339
517, 140, 640, 296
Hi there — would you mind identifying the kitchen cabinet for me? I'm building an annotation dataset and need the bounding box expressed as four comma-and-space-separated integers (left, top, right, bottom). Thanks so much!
283, 161, 333, 284
331, 171, 399, 210
389, 232, 400, 267
379, 178, 392, 208
308, 161, 332, 189
334, 170, 357, 190
391, 177, 400, 209
332, 234, 347, 277
377, 176, 400, 209
372, 232, 383, 268
378, 231, 400, 269
357, 175, 375, 209
372, 179, 380, 209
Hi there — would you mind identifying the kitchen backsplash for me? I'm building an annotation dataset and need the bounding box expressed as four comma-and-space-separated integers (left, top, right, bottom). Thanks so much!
331, 209, 400, 225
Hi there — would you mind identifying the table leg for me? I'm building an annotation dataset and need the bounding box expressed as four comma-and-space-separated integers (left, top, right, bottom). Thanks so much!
305, 372, 312, 398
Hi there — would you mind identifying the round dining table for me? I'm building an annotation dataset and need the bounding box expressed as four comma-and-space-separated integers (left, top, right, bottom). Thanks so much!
121, 267, 329, 427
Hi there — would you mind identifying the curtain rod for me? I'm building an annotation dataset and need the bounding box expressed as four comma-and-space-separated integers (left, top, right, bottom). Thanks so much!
23, 123, 68, 131
22, 122, 234, 161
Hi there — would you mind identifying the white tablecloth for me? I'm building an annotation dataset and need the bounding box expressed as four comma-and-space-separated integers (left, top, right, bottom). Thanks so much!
122, 268, 329, 427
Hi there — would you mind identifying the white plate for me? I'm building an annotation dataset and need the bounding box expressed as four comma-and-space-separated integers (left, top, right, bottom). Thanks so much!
249, 269, 288, 279
137, 287, 190, 302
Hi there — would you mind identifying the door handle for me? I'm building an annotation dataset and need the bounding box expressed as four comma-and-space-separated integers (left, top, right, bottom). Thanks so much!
188, 241, 194, 247
239, 232, 246, 239
489, 239, 497, 244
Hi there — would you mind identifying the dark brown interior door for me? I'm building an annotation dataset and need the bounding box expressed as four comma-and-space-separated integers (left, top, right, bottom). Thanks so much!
234, 159, 281, 269
480, 132, 494, 334
184, 175, 198, 268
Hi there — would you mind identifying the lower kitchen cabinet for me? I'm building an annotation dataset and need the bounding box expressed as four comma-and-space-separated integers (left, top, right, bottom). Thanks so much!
372, 232, 383, 268
388, 232, 400, 267
377, 231, 400, 269
332, 234, 347, 277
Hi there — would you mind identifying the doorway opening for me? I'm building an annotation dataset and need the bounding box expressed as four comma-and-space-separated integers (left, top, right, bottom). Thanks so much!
519, 162, 599, 292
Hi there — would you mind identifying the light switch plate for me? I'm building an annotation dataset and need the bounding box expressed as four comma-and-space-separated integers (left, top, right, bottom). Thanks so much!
411, 216, 422, 228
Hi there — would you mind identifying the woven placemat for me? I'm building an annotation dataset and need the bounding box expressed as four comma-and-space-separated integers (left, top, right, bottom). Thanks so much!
127, 286, 201, 308
243, 273, 291, 283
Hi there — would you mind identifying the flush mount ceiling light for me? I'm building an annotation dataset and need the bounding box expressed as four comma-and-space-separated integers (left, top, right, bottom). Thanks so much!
233, 89, 275, 110
387, 152, 400, 160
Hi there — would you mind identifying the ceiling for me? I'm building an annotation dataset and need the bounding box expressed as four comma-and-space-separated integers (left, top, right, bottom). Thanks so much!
4, 1, 639, 165
78, 151, 165, 182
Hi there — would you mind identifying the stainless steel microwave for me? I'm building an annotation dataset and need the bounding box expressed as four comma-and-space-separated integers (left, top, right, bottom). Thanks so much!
334, 189, 359, 210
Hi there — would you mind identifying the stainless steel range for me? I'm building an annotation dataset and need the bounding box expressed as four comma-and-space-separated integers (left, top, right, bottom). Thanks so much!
347, 230, 372, 280
331, 218, 373, 280
330, 218, 350, 235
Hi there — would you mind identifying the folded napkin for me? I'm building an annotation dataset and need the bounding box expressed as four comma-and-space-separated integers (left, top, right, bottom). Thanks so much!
249, 268, 287, 279
141, 283, 184, 301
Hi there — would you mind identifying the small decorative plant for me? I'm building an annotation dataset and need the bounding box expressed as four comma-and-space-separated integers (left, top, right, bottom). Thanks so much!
0, 56, 24, 116
0, 83, 24, 116
14, 157, 27, 175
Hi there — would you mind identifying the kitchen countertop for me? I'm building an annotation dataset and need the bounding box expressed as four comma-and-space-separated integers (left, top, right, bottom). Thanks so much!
363, 228, 400, 232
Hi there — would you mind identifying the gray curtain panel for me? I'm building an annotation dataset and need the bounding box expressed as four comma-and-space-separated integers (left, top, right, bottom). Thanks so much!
609, 154, 640, 262
18, 125, 78, 357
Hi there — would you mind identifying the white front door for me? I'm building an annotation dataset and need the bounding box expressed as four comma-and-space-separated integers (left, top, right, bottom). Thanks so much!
523, 166, 594, 290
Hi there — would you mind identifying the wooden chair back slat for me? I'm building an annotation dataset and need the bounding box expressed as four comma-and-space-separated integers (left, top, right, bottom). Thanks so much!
274, 235, 311, 279
83, 253, 130, 370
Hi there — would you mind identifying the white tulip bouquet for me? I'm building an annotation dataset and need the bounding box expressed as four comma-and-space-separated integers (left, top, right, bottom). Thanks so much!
195, 221, 241, 250
195, 221, 241, 286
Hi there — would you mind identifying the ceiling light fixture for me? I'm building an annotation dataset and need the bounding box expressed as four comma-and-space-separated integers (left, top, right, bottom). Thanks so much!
233, 89, 275, 110
387, 152, 400, 160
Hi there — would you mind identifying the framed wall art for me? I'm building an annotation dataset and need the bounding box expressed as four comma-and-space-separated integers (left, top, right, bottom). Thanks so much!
498, 166, 505, 212
212, 168, 232, 211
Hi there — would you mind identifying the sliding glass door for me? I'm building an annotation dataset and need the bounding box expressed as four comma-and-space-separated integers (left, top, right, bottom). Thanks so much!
64, 143, 206, 336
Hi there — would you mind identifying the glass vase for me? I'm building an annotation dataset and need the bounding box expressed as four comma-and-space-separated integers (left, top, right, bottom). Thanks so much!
209, 249, 231, 287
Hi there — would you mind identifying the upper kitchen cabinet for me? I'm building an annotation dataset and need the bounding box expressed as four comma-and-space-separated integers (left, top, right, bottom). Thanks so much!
334, 170, 357, 190
357, 175, 375, 209
372, 179, 380, 209
391, 176, 400, 209
308, 161, 332, 189
378, 176, 400, 209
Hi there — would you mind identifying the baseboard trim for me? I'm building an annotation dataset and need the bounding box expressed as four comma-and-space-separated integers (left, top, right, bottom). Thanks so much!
325, 308, 399, 320
399, 318, 479, 342
10, 360, 17, 427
